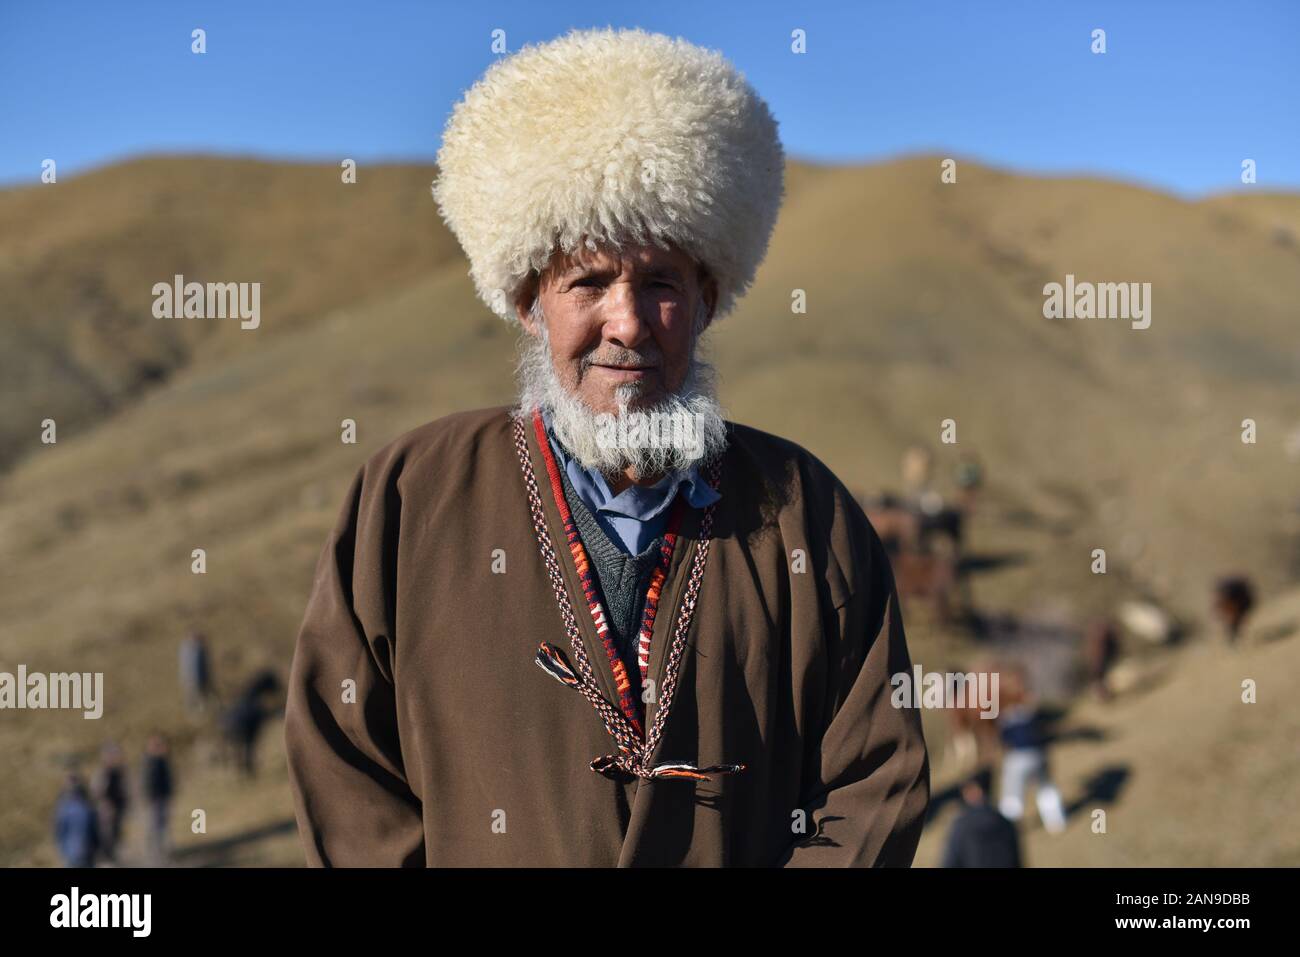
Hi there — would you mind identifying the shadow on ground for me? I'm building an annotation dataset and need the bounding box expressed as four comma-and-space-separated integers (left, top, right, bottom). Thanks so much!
174, 818, 298, 868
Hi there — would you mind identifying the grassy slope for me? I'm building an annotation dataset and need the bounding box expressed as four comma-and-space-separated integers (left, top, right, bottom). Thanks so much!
917, 589, 1300, 867
1, 156, 1297, 864
0, 157, 463, 471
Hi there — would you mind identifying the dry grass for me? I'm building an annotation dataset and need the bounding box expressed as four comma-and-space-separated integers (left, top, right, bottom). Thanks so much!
917, 593, 1300, 866
2, 155, 1297, 865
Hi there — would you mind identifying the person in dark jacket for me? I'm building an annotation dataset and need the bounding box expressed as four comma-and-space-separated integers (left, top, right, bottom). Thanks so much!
941, 767, 1021, 868
53, 773, 100, 868
91, 741, 129, 863
141, 734, 174, 864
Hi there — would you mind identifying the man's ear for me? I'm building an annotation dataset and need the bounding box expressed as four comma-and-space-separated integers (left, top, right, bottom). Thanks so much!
515, 277, 541, 333
699, 269, 719, 328
515, 297, 535, 332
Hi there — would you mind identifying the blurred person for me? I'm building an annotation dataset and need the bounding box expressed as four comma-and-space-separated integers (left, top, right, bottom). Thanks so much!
944, 658, 1002, 773
1083, 618, 1121, 700
953, 451, 984, 513
997, 671, 1066, 834
901, 446, 934, 504
284, 28, 929, 867
53, 772, 100, 868
900, 446, 945, 519
91, 741, 129, 863
1213, 576, 1255, 644
941, 767, 1021, 868
141, 734, 174, 864
179, 629, 214, 715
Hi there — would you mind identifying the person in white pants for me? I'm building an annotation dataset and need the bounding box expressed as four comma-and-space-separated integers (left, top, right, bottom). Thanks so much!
999, 745, 1066, 834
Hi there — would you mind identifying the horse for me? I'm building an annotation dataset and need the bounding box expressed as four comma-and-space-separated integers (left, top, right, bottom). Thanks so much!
218, 670, 281, 777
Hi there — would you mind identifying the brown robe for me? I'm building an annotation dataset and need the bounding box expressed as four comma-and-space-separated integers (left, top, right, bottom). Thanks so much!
284, 406, 930, 866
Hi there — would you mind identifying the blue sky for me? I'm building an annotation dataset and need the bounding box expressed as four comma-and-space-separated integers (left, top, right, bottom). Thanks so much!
1, 0, 1296, 195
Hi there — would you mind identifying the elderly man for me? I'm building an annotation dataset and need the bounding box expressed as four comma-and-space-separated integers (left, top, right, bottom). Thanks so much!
284, 27, 929, 867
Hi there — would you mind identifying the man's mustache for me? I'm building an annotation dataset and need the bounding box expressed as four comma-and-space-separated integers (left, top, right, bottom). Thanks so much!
580, 346, 663, 370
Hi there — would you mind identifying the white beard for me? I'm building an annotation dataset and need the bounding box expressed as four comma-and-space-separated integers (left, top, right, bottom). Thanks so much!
515, 304, 729, 480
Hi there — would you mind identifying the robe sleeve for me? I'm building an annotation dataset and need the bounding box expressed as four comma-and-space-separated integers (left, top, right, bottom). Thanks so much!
283, 463, 426, 867
779, 511, 931, 867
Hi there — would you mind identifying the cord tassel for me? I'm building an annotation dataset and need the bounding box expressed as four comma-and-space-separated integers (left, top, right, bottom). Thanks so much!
591, 754, 747, 781
648, 762, 747, 781
534, 642, 580, 688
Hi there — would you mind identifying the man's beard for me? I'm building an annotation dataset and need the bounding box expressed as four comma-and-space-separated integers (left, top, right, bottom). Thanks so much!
515, 303, 729, 480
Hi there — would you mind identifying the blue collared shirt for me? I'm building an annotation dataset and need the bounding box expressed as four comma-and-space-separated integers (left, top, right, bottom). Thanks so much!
542, 410, 721, 555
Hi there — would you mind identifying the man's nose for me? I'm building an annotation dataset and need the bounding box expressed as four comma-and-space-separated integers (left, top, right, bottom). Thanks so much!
600, 284, 652, 350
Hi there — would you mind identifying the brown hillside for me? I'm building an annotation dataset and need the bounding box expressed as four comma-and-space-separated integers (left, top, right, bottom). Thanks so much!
1, 155, 1296, 865
0, 156, 461, 470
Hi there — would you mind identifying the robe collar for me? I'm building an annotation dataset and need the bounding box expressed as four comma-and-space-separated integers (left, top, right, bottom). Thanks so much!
539, 407, 721, 555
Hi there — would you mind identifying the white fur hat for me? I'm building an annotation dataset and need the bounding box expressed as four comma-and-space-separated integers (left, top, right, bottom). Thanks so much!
432, 27, 785, 322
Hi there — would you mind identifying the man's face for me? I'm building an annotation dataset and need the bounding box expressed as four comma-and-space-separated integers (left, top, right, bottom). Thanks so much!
516, 242, 717, 415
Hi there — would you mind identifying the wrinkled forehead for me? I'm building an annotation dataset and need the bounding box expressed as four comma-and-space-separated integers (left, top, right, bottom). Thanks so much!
540, 240, 706, 284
